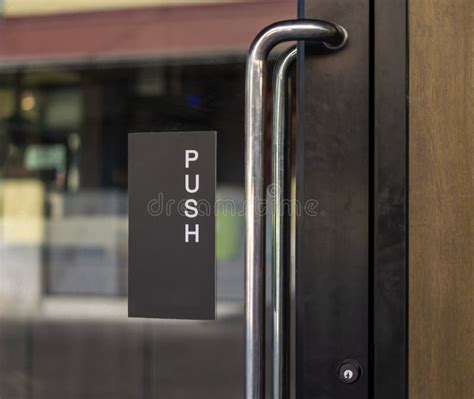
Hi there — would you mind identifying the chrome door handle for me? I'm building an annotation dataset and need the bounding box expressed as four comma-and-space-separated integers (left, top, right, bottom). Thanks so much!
272, 45, 297, 399
245, 19, 348, 399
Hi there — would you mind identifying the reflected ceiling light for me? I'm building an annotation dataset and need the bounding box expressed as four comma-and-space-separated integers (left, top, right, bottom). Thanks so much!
21, 93, 36, 112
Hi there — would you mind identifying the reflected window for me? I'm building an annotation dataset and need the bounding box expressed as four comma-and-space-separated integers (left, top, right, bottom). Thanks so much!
0, 61, 245, 305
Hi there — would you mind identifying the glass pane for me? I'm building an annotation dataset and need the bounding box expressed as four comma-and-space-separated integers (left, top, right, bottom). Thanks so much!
0, 1, 295, 398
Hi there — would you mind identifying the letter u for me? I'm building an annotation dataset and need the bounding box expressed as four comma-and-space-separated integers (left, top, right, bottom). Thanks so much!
185, 174, 200, 193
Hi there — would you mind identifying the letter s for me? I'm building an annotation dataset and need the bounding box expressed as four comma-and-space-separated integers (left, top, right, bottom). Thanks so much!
184, 199, 198, 218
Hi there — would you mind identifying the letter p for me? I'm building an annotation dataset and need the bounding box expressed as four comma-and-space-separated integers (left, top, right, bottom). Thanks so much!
185, 150, 199, 168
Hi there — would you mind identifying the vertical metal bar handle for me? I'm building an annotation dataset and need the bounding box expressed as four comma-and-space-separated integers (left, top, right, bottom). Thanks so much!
245, 19, 348, 399
272, 45, 297, 399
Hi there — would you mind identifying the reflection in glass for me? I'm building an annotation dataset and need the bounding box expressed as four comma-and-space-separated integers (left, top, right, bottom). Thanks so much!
0, 0, 294, 397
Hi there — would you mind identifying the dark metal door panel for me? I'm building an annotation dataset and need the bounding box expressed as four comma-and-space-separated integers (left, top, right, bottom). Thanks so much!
296, 1, 370, 398
373, 1, 408, 398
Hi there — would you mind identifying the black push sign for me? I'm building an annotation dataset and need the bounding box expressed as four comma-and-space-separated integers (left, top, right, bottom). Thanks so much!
128, 132, 216, 320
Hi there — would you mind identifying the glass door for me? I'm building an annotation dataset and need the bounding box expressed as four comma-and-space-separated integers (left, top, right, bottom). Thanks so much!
0, 1, 295, 398
0, 1, 410, 398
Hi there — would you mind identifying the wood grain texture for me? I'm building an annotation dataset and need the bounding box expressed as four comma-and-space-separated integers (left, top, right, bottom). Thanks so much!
409, 1, 474, 398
